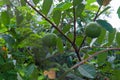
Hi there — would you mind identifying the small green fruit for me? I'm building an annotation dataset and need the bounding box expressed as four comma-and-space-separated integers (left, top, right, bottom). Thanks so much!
42, 33, 58, 47
85, 22, 101, 38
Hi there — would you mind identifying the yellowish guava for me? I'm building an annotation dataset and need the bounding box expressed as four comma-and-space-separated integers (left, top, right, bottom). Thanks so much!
85, 22, 101, 38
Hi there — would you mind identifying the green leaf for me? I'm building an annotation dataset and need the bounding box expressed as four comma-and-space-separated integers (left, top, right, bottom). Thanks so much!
116, 32, 120, 46
76, 36, 83, 46
0, 0, 10, 6
0, 76, 3, 80
87, 0, 96, 5
15, 9, 24, 25
115, 51, 120, 55
67, 33, 73, 41
98, 6, 111, 17
96, 0, 103, 6
0, 62, 14, 72
1, 11, 10, 27
97, 52, 107, 65
0, 0, 5, 6
73, 0, 82, 6
85, 1, 98, 11
25, 64, 36, 77
107, 28, 116, 46
53, 10, 61, 25
0, 56, 5, 65
2, 70, 17, 80
117, 7, 120, 19
86, 37, 92, 45
42, 0, 53, 16
62, 24, 71, 33
76, 3, 85, 17
33, 0, 39, 5
29, 66, 39, 80
57, 38, 64, 53
110, 70, 120, 80
78, 64, 96, 78
55, 2, 72, 11
96, 27, 106, 44
96, 19, 113, 32
66, 73, 84, 80
2, 34, 15, 49
20, 0, 26, 6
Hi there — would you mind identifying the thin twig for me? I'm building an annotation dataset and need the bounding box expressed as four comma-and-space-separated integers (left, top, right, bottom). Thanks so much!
93, 5, 102, 21
58, 48, 120, 80
80, 46, 113, 50
25, 0, 73, 44
72, 5, 82, 61
73, 6, 76, 44
96, 6, 111, 19
73, 44, 81, 61
71, 48, 120, 69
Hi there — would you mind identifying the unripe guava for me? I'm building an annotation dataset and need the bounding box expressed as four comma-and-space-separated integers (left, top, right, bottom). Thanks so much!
42, 33, 58, 47
85, 22, 101, 38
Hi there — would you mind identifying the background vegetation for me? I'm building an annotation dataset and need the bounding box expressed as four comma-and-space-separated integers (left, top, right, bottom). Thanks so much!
0, 0, 120, 80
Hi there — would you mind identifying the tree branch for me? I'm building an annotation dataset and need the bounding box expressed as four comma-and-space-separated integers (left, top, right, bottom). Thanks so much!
71, 48, 120, 69
25, 0, 83, 61
25, 0, 73, 44
73, 44, 81, 61
93, 5, 102, 21
73, 6, 76, 44
58, 48, 120, 80
71, 6, 82, 61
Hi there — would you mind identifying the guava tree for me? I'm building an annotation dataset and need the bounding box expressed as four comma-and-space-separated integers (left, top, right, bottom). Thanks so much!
0, 0, 120, 80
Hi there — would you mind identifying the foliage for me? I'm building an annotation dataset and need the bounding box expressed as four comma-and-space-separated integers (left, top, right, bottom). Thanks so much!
0, 0, 120, 80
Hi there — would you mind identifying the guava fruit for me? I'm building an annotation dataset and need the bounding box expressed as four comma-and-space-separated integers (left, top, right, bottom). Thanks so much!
42, 33, 58, 47
85, 22, 101, 38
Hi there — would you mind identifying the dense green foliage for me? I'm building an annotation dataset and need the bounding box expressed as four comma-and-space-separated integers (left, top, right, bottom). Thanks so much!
0, 0, 120, 80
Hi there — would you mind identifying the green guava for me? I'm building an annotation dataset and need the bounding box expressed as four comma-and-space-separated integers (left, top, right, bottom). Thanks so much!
85, 22, 101, 38
42, 33, 58, 47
